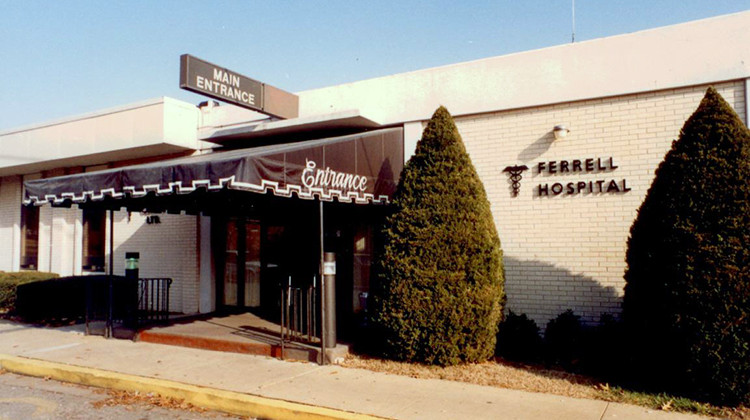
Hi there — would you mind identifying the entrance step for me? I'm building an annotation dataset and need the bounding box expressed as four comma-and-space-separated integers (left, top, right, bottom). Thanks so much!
138, 330, 347, 363
135, 313, 349, 364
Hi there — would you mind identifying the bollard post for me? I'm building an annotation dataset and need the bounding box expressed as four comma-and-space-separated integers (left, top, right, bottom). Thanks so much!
124, 252, 139, 328
323, 252, 336, 347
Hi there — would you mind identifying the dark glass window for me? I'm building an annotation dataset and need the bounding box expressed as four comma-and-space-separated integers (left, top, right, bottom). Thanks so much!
20, 205, 39, 270
82, 208, 106, 272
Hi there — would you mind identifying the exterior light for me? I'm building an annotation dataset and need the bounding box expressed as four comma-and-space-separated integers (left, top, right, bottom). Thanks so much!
125, 252, 140, 270
553, 125, 570, 140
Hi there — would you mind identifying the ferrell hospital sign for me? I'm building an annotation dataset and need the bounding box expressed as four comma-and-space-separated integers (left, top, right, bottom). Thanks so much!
536, 157, 631, 196
504, 156, 631, 197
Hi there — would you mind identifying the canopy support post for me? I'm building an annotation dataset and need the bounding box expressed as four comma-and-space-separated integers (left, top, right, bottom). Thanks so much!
106, 209, 114, 338
318, 198, 326, 365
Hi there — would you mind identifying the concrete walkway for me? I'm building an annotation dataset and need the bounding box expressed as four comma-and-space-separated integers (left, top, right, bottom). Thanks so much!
0, 321, 717, 420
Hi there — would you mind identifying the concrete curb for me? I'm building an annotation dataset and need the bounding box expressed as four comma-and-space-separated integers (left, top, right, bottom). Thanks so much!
0, 354, 384, 420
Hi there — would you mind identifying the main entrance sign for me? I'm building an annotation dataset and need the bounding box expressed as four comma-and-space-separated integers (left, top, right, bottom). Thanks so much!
179, 54, 299, 119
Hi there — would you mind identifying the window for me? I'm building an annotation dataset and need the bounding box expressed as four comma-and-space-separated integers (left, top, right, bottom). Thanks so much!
20, 205, 39, 270
82, 208, 106, 272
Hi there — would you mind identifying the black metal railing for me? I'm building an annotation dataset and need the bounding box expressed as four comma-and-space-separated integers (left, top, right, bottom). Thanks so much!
138, 278, 172, 324
280, 280, 318, 354
85, 276, 172, 337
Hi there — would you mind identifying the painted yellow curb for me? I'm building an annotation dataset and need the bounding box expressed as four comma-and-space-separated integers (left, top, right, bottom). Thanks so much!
0, 354, 385, 420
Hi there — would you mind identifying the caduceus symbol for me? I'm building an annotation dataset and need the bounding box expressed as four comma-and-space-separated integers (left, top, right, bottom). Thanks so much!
502, 165, 529, 197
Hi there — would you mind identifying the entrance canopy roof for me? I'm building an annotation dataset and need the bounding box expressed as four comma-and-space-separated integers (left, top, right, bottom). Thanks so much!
24, 128, 403, 207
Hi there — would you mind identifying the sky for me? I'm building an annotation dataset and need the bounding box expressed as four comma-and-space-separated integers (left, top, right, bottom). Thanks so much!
1, 1, 749, 131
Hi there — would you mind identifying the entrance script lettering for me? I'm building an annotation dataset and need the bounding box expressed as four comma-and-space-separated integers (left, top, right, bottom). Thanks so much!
301, 159, 367, 192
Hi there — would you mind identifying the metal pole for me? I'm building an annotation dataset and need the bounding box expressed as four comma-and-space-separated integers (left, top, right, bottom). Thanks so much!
85, 276, 90, 336
318, 199, 326, 365
109, 209, 114, 277
280, 287, 285, 360
307, 284, 312, 341
107, 209, 114, 338
323, 252, 336, 346
571, 0, 576, 43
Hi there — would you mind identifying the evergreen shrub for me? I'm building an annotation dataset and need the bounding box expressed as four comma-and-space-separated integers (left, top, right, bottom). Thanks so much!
495, 311, 542, 363
370, 106, 505, 366
544, 309, 584, 370
623, 87, 750, 405
15, 275, 91, 321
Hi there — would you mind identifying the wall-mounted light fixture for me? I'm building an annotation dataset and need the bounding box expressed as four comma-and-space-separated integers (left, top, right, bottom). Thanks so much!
553, 125, 570, 140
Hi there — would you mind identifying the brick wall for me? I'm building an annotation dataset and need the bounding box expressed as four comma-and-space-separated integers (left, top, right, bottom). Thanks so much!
455, 81, 747, 327
0, 169, 204, 314
108, 211, 200, 314
0, 185, 201, 313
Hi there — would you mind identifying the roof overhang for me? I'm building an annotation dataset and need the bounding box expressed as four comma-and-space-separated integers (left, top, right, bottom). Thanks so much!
200, 110, 381, 145
0, 97, 200, 177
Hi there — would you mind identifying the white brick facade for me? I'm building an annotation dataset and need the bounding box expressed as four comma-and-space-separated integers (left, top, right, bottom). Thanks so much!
456, 81, 747, 326
0, 176, 21, 271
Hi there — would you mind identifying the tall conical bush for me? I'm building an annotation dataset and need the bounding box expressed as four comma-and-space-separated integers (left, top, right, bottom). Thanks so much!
623, 87, 750, 405
370, 106, 505, 366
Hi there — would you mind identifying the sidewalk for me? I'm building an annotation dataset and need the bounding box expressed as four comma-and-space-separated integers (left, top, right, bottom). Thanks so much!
0, 320, 716, 420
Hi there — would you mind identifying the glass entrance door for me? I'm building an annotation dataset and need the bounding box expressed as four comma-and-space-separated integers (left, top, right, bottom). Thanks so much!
223, 218, 261, 308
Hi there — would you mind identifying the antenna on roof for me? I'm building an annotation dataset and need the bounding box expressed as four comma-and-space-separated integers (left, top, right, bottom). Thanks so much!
570, 0, 576, 43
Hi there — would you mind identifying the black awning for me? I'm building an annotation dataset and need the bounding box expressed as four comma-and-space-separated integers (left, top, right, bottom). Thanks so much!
25, 128, 403, 206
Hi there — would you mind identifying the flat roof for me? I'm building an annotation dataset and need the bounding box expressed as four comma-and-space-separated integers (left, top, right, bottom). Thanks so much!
297, 11, 750, 124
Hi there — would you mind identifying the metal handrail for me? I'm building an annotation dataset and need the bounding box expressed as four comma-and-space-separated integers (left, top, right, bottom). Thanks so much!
138, 278, 172, 324
85, 276, 172, 337
280, 276, 318, 359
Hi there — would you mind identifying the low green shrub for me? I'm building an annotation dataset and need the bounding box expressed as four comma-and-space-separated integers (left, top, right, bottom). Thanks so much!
495, 311, 542, 363
6, 274, 138, 325
15, 276, 88, 321
0, 271, 59, 312
581, 313, 626, 379
544, 309, 584, 370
